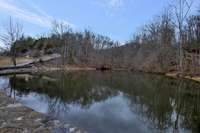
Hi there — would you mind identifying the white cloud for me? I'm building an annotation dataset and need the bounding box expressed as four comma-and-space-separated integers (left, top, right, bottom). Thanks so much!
0, 0, 74, 28
108, 0, 124, 9
92, 0, 125, 16
93, 0, 125, 10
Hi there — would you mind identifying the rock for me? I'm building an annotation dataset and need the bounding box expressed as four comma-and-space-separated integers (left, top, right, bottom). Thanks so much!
1, 122, 7, 127
52, 120, 61, 127
15, 117, 23, 121
76, 129, 82, 133
22, 129, 29, 133
69, 127, 76, 132
6, 103, 22, 108
35, 118, 42, 122
64, 124, 70, 128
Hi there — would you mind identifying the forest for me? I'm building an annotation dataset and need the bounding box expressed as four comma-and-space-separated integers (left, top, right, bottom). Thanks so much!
0, 0, 200, 75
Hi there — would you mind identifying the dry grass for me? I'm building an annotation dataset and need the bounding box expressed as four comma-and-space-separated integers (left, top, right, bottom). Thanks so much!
165, 73, 178, 78
0, 56, 33, 67
185, 76, 200, 83
166, 72, 200, 83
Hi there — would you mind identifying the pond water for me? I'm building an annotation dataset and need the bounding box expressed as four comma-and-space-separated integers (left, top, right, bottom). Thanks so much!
0, 71, 200, 133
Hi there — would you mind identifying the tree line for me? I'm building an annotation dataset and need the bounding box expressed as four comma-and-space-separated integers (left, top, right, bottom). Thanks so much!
127, 0, 200, 74
0, 0, 200, 74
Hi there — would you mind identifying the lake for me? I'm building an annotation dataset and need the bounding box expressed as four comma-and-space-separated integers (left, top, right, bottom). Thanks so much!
0, 71, 200, 133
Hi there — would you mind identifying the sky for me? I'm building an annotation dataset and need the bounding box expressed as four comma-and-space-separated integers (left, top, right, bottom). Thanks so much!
0, 0, 199, 43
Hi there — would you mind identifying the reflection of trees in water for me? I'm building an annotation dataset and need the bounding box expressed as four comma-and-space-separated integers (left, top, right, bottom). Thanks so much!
174, 80, 200, 133
9, 74, 18, 103
111, 74, 175, 131
8, 71, 200, 132
47, 97, 70, 117
9, 72, 118, 107
121, 75, 200, 133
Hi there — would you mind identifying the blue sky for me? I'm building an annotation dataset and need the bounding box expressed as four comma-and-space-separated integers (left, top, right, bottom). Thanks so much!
0, 0, 199, 42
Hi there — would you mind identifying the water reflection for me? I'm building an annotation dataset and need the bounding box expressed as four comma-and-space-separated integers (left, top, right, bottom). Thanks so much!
1, 71, 200, 133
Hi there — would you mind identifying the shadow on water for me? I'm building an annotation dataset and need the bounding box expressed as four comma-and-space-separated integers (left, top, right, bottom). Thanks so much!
1, 71, 200, 133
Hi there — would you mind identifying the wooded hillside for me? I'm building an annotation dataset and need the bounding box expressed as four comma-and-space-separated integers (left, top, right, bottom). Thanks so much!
1, 0, 199, 75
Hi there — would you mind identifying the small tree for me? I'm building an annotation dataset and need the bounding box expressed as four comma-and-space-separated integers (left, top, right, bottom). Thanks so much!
0, 17, 23, 66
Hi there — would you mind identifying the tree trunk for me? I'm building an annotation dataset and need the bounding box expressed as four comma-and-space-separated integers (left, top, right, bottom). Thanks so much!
179, 27, 184, 73
12, 56, 17, 66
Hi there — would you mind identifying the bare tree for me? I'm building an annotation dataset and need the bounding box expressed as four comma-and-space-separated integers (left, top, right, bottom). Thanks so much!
0, 17, 23, 66
172, 0, 194, 73
52, 20, 72, 67
160, 9, 175, 48
186, 15, 200, 45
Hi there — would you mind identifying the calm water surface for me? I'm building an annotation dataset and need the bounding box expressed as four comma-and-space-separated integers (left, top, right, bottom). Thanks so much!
0, 71, 200, 133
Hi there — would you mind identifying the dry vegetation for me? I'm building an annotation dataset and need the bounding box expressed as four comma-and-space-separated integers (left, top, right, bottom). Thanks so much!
0, 0, 199, 76
0, 56, 33, 67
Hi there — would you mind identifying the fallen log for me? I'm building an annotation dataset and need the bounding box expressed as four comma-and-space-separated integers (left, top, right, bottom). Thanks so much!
0, 54, 61, 72
96, 65, 112, 71
0, 64, 32, 71
0, 69, 33, 76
